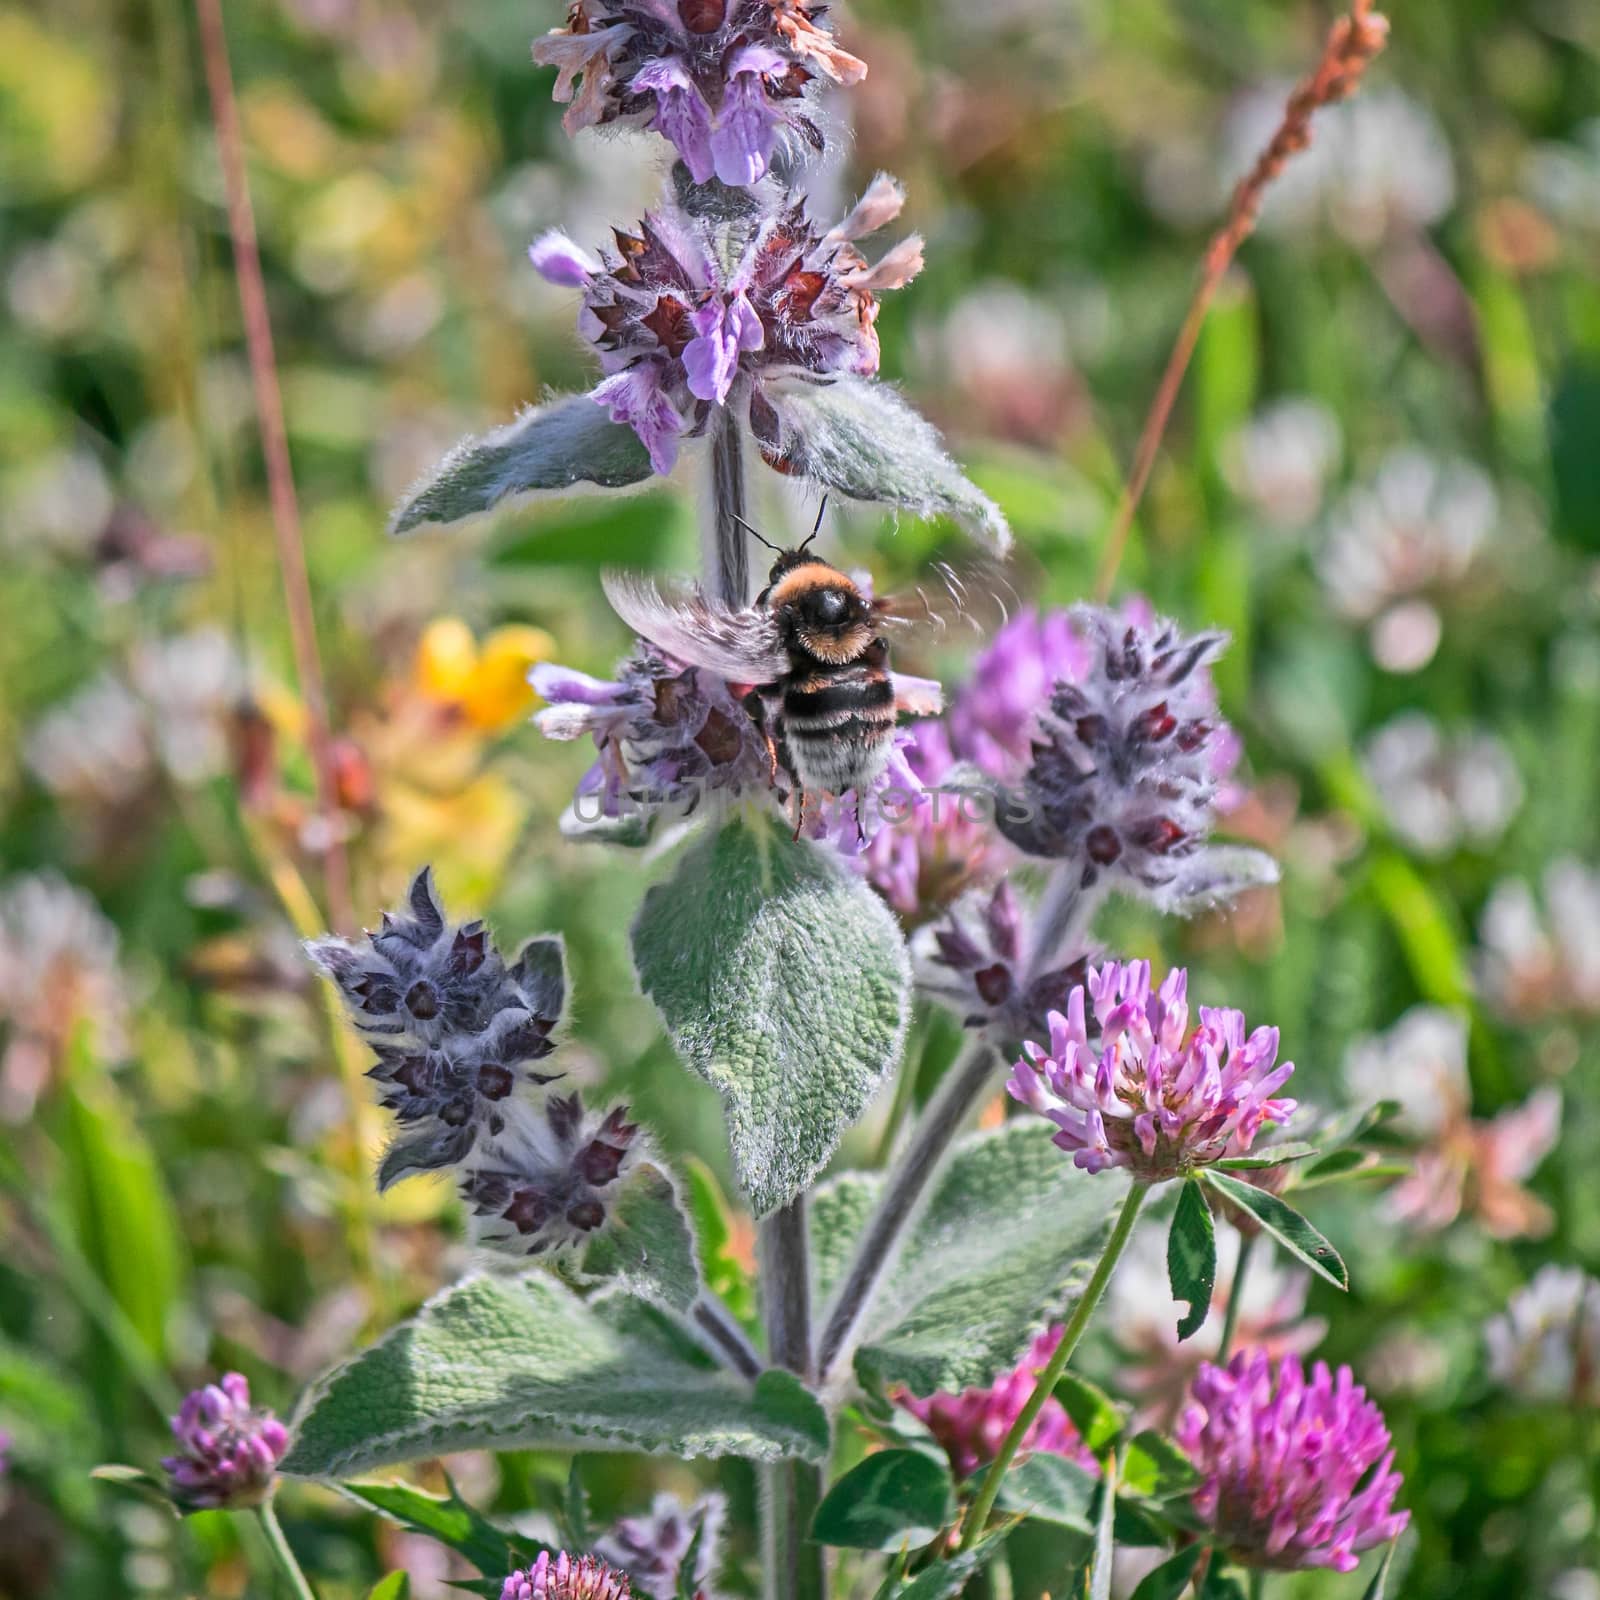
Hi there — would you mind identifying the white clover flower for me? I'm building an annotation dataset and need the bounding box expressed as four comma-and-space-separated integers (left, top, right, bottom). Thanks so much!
1485, 1265, 1600, 1406
1222, 84, 1456, 247
1478, 859, 1600, 1022
1222, 398, 1342, 531
1362, 713, 1522, 858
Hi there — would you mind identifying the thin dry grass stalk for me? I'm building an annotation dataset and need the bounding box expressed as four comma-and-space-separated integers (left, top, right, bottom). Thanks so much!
195, 0, 355, 934
1094, 0, 1390, 602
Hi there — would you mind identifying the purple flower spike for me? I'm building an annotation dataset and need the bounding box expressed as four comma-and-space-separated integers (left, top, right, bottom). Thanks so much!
682, 286, 764, 405
532, 1, 866, 188
161, 1373, 288, 1512
915, 879, 1091, 1045
1007, 960, 1294, 1182
950, 607, 1092, 778
550, 187, 920, 473
461, 1093, 641, 1257
501, 1550, 633, 1600
1177, 1351, 1410, 1573
306, 870, 568, 1189
989, 607, 1256, 909
595, 1493, 724, 1600
532, 643, 772, 841
896, 1327, 1098, 1481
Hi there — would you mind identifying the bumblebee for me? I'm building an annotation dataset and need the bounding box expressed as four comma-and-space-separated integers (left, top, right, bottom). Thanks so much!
602, 513, 950, 825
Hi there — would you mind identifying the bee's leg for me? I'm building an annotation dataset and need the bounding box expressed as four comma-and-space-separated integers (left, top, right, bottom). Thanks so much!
741, 688, 782, 787
791, 786, 808, 842
854, 792, 866, 846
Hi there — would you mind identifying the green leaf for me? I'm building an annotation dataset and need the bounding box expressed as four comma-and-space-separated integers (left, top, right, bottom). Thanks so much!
1213, 1142, 1319, 1171
811, 1122, 1131, 1395
763, 374, 1012, 551
682, 1156, 757, 1329
676, 1516, 707, 1600
282, 1275, 829, 1478
1294, 1149, 1383, 1188
341, 1476, 537, 1576
1121, 1433, 1200, 1502
367, 1575, 411, 1600
389, 395, 653, 536
572, 1162, 701, 1314
811, 1449, 953, 1551
1199, 1560, 1246, 1600
891, 1527, 1013, 1599
1128, 1547, 1204, 1600
1361, 1538, 1401, 1600
1200, 1171, 1349, 1290
1167, 1181, 1216, 1344
992, 1453, 1098, 1534
632, 813, 911, 1217
58, 1067, 187, 1365
562, 1460, 592, 1550
1053, 1373, 1125, 1455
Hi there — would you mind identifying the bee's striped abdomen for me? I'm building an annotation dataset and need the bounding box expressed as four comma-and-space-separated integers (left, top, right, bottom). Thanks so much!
779, 646, 896, 795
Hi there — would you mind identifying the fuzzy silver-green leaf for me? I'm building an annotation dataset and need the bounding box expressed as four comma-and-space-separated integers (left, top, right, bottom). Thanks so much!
390, 394, 653, 536
764, 375, 1011, 552
812, 1121, 1130, 1395
280, 1274, 828, 1477
631, 812, 911, 1217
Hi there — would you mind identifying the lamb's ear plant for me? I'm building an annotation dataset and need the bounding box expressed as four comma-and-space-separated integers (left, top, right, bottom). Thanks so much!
192, 3, 1414, 1598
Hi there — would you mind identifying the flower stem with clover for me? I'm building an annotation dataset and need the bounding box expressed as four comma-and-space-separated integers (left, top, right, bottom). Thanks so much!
956, 1181, 1148, 1552
257, 1503, 319, 1600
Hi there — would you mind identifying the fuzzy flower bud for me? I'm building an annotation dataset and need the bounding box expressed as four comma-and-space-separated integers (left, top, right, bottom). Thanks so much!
896, 1327, 1098, 1481
462, 1094, 641, 1256
532, 0, 865, 188
529, 186, 920, 474
501, 1551, 633, 1600
1177, 1352, 1409, 1573
595, 1494, 724, 1600
991, 609, 1247, 908
161, 1373, 288, 1512
913, 880, 1089, 1045
307, 870, 568, 1189
1485, 1265, 1600, 1406
1007, 961, 1294, 1181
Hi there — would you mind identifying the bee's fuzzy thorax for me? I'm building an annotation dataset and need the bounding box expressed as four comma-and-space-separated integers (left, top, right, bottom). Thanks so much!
794, 622, 876, 664
766, 559, 856, 608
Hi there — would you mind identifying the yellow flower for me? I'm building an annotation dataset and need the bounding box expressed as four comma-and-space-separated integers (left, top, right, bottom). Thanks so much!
413, 618, 555, 732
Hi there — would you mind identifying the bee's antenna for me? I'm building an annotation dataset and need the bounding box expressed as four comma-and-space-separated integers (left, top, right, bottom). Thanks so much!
732, 513, 784, 556
798, 495, 829, 555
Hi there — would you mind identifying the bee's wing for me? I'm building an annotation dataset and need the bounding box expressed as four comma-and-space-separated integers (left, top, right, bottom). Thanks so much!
602, 570, 791, 685
873, 556, 1025, 644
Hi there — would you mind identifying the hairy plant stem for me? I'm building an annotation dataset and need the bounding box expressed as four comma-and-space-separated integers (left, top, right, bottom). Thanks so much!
759, 1200, 825, 1600
1217, 1229, 1258, 1363
1248, 1570, 1267, 1600
257, 1502, 319, 1600
957, 1181, 1149, 1552
708, 404, 752, 606
692, 1293, 763, 1380
817, 1035, 996, 1389
818, 867, 1103, 1390
1026, 868, 1102, 986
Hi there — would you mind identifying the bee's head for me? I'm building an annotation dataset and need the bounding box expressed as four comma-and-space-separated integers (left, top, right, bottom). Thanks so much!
768, 563, 874, 663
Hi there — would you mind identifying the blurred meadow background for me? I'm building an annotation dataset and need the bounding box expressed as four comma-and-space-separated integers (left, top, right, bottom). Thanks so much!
2, 0, 1599, 1595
